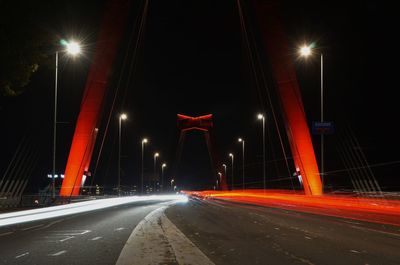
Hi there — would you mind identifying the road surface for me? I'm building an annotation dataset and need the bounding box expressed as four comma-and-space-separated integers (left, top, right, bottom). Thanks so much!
0, 199, 173, 265
165, 198, 400, 265
1, 196, 399, 265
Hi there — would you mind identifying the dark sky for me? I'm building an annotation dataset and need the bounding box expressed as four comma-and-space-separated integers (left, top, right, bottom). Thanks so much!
1, 0, 399, 193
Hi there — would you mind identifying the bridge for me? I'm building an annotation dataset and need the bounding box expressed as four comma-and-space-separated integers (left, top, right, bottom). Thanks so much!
0, 0, 399, 264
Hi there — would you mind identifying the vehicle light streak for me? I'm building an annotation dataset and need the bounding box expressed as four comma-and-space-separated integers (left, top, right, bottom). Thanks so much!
183, 190, 400, 226
0, 195, 187, 227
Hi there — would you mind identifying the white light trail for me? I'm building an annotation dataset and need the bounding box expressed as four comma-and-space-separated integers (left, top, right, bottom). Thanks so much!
0, 195, 187, 227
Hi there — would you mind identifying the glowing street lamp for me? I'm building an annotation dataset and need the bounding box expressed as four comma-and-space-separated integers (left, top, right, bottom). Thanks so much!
217, 172, 222, 190
52, 39, 82, 199
229, 153, 234, 190
222, 164, 227, 178
118, 113, 127, 195
161, 163, 167, 192
153, 152, 159, 192
257, 113, 266, 190
170, 178, 175, 189
141, 138, 148, 194
238, 138, 245, 190
299, 43, 325, 188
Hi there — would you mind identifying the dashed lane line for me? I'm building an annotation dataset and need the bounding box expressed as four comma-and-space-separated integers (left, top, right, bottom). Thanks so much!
15, 252, 29, 259
48, 250, 67, 256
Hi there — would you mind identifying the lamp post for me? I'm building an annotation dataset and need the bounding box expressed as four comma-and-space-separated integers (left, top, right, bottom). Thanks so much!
161, 163, 167, 192
299, 44, 324, 189
222, 164, 227, 179
257, 114, 266, 190
141, 138, 148, 194
217, 172, 222, 190
238, 138, 245, 190
118, 113, 127, 196
153, 152, 159, 192
52, 40, 81, 199
229, 153, 234, 190
170, 179, 174, 190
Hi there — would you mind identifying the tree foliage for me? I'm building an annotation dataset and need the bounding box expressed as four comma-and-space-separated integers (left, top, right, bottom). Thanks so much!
0, 0, 54, 98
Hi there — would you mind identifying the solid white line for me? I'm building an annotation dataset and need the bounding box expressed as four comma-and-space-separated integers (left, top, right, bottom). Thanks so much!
15, 252, 29, 259
350, 225, 400, 238
21, 224, 43, 231
90, 236, 102, 241
59, 236, 74, 242
0, 231, 14, 237
48, 250, 67, 256
114, 227, 125, 231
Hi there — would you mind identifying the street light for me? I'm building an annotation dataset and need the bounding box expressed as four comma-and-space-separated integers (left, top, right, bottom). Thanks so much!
170, 178, 175, 190
161, 163, 167, 192
222, 164, 227, 179
299, 43, 325, 189
52, 39, 82, 199
141, 138, 148, 194
118, 113, 127, 196
257, 113, 266, 190
238, 138, 245, 190
153, 152, 159, 192
217, 172, 222, 190
229, 153, 234, 190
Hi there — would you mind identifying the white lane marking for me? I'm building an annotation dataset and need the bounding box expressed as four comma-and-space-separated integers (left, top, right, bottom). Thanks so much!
48, 250, 67, 256
114, 227, 125, 231
116, 205, 215, 265
15, 252, 29, 259
35, 219, 64, 230
53, 230, 91, 236
350, 225, 400, 238
21, 224, 43, 231
304, 236, 312, 240
90, 236, 102, 241
0, 231, 14, 237
343, 220, 360, 225
350, 249, 360, 254
59, 236, 74, 242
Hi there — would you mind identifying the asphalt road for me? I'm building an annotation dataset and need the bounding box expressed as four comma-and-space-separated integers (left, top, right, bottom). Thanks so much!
1, 197, 400, 265
166, 198, 400, 265
0, 199, 172, 265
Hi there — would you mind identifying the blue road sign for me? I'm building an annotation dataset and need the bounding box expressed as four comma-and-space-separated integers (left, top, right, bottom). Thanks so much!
312, 121, 335, 135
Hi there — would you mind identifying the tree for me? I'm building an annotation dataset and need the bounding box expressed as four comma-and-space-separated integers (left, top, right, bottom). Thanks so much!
0, 0, 54, 98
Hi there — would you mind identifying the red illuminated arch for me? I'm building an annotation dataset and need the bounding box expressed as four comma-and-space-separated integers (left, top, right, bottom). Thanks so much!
176, 114, 228, 190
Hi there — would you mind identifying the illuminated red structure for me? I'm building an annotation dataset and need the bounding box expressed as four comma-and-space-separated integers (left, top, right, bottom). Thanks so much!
61, 0, 321, 196
252, 0, 322, 195
60, 0, 132, 196
177, 114, 228, 190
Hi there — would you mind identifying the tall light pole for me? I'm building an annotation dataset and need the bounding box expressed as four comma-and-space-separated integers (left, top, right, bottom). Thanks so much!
222, 164, 227, 179
170, 178, 174, 190
161, 163, 167, 192
217, 172, 222, 190
299, 44, 324, 189
141, 138, 148, 194
153, 152, 159, 192
52, 40, 81, 199
118, 113, 127, 196
238, 138, 245, 190
257, 114, 266, 190
229, 153, 234, 190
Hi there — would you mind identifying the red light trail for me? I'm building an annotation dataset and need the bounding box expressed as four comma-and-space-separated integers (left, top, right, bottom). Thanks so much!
184, 190, 400, 226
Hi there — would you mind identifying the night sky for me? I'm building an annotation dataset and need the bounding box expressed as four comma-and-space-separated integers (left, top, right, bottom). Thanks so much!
1, 0, 399, 193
